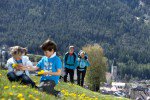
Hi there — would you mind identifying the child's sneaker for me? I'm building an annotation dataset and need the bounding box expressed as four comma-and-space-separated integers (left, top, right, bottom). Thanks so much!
57, 92, 63, 98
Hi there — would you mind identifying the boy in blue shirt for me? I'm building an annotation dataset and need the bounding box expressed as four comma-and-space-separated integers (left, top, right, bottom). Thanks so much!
23, 39, 62, 97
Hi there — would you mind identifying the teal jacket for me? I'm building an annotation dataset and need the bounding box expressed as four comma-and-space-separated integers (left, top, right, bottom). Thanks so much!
77, 58, 90, 71
64, 52, 78, 70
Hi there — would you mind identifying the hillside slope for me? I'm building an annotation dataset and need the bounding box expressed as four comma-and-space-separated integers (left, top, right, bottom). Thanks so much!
0, 70, 127, 100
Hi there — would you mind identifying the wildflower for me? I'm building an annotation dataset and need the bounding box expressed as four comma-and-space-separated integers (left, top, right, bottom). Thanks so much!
22, 85, 27, 88
12, 85, 16, 88
19, 98, 25, 100
61, 90, 66, 93
4, 86, 9, 89
0, 73, 2, 77
81, 93, 86, 97
34, 90, 38, 93
1, 98, 5, 100
9, 92, 13, 96
18, 86, 22, 88
12, 63, 18, 68
38, 70, 44, 75
17, 93, 23, 98
28, 94, 34, 99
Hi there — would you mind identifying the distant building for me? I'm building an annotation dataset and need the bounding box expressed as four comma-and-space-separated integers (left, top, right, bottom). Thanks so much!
112, 82, 126, 89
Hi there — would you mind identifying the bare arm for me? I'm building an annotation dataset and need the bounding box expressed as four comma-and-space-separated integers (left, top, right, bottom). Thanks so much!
18, 64, 39, 71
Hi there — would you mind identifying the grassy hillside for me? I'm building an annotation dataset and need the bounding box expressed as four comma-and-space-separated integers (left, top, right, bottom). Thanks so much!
0, 70, 127, 100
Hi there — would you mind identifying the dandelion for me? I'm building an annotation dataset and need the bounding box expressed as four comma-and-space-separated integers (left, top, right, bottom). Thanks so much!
81, 93, 86, 97
63, 92, 69, 96
1, 98, 5, 100
69, 93, 77, 97
94, 98, 98, 100
22, 85, 27, 88
9, 92, 13, 96
38, 70, 44, 75
35, 98, 39, 100
12, 63, 18, 68
0, 73, 2, 77
61, 90, 66, 93
4, 86, 9, 89
12, 85, 16, 88
28, 94, 34, 99
17, 93, 23, 98
34, 90, 38, 93
18, 86, 22, 88
19, 98, 25, 100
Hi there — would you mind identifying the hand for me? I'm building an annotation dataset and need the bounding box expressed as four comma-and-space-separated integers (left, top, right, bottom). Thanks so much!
20, 67, 28, 71
43, 72, 52, 76
43, 72, 49, 76
16, 64, 24, 70
18, 64, 24, 68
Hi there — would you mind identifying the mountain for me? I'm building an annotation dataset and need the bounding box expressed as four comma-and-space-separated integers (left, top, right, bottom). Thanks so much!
0, 0, 150, 64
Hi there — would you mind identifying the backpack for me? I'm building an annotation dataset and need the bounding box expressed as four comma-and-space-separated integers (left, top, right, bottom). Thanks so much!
65, 52, 76, 65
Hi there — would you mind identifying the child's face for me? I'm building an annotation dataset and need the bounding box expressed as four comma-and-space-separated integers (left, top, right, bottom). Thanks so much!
44, 50, 54, 58
13, 53, 22, 60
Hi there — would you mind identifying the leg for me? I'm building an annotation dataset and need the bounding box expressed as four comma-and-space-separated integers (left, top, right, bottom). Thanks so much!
64, 68, 69, 82
81, 70, 86, 87
69, 69, 74, 83
39, 80, 60, 96
7, 71, 18, 82
20, 74, 36, 88
77, 69, 81, 85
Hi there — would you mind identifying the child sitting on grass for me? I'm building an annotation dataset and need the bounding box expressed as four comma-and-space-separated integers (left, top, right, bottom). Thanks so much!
22, 39, 63, 97
6, 46, 36, 88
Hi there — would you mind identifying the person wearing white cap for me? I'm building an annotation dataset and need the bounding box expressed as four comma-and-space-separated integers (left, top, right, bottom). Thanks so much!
77, 50, 90, 87
64, 46, 77, 83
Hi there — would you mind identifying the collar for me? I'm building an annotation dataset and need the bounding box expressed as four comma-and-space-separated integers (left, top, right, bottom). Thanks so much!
49, 52, 56, 58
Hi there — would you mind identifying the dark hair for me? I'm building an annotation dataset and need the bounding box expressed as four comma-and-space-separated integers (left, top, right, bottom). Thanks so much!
22, 48, 28, 55
40, 39, 57, 52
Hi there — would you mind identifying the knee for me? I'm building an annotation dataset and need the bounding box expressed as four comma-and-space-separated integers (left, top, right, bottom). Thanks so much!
21, 75, 31, 83
7, 72, 17, 82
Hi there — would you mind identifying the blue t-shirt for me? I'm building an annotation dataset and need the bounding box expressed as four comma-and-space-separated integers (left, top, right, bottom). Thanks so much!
37, 56, 62, 84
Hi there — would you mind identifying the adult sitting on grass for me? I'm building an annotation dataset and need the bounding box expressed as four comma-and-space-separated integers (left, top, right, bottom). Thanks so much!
6, 46, 36, 88
22, 39, 63, 97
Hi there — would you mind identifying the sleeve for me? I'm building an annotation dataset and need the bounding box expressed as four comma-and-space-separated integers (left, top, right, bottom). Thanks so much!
63, 52, 68, 65
56, 57, 62, 70
26, 60, 33, 67
5, 60, 14, 72
86, 60, 90, 67
76, 58, 80, 67
36, 57, 44, 69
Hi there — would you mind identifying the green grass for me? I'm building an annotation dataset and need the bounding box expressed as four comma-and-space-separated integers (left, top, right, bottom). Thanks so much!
0, 70, 128, 100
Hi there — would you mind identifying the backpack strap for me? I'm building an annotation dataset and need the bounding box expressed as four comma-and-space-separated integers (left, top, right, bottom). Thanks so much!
65, 52, 69, 65
72, 52, 76, 63
65, 52, 76, 65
